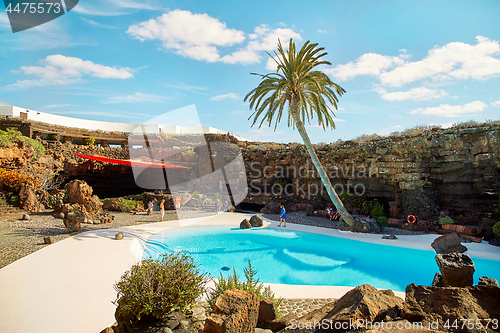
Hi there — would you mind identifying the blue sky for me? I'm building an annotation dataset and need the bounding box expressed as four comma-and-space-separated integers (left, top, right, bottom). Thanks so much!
1, 0, 499, 143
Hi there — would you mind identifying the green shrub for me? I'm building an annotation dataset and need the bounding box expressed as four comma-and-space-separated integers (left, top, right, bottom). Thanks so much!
5, 129, 45, 160
0, 130, 12, 147
439, 216, 454, 225
47, 192, 64, 209
206, 259, 282, 315
370, 202, 384, 218
9, 194, 20, 204
117, 198, 142, 212
377, 216, 389, 227
114, 252, 207, 321
493, 222, 500, 238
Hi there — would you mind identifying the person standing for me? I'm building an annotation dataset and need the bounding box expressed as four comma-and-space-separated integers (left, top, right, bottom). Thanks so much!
159, 199, 165, 221
175, 196, 181, 211
278, 205, 286, 227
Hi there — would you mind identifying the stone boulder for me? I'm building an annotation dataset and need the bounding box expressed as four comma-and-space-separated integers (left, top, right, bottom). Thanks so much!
64, 180, 92, 205
349, 219, 382, 234
204, 289, 259, 333
478, 276, 499, 287
267, 314, 299, 332
431, 233, 468, 254
293, 284, 403, 328
435, 253, 475, 287
327, 284, 403, 322
240, 219, 251, 229
102, 198, 122, 211
265, 201, 281, 214
402, 283, 500, 332
19, 183, 44, 212
257, 299, 277, 324
249, 215, 264, 227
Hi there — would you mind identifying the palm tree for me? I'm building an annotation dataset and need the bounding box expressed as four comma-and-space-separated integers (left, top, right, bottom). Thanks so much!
244, 38, 357, 227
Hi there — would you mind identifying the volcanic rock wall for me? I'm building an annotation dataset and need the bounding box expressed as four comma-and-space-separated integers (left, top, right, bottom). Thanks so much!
237, 124, 500, 224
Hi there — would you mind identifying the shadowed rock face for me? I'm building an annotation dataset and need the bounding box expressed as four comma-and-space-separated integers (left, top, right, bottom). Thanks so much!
403, 284, 500, 333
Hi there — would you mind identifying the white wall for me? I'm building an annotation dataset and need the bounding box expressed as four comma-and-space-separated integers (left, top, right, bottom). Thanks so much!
0, 105, 245, 139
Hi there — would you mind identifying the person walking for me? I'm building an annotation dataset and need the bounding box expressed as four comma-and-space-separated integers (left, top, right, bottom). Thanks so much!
159, 199, 165, 221
278, 205, 286, 227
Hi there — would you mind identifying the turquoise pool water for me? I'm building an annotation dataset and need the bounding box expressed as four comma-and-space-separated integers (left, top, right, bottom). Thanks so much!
142, 226, 500, 292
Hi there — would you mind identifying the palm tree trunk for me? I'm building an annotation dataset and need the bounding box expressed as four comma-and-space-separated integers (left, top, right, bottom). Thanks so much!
290, 104, 357, 227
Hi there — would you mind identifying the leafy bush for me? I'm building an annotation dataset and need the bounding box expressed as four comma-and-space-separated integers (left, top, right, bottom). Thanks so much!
206, 259, 282, 315
0, 130, 13, 147
117, 198, 142, 212
114, 252, 207, 321
47, 192, 64, 209
439, 216, 454, 225
370, 202, 384, 218
377, 216, 389, 227
493, 222, 500, 238
0, 168, 42, 192
5, 129, 45, 160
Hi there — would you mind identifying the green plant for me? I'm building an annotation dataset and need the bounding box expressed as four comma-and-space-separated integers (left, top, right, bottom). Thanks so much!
114, 252, 207, 321
206, 259, 282, 315
273, 178, 287, 187
117, 198, 142, 212
0, 130, 13, 147
88, 137, 95, 146
47, 192, 64, 209
5, 129, 45, 160
377, 216, 388, 227
493, 222, 500, 238
370, 202, 384, 218
9, 194, 20, 204
439, 216, 454, 225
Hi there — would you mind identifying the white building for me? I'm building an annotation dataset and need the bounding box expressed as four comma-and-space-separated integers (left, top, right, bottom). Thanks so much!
0, 105, 244, 140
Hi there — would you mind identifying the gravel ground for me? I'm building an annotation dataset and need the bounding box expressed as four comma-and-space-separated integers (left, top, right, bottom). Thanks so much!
263, 211, 430, 235
0, 209, 216, 269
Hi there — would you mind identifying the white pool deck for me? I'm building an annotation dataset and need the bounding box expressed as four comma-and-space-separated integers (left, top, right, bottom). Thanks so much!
1, 212, 499, 333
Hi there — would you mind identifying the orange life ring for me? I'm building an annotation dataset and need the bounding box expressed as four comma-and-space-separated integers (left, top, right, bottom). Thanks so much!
407, 215, 416, 223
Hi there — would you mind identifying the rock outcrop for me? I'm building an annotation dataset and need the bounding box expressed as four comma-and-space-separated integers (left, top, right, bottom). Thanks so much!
249, 215, 264, 227
204, 289, 259, 333
435, 253, 475, 287
402, 283, 500, 332
240, 219, 251, 229
431, 233, 468, 254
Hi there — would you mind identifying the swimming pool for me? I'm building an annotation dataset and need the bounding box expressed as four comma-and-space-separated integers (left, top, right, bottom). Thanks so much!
142, 225, 500, 292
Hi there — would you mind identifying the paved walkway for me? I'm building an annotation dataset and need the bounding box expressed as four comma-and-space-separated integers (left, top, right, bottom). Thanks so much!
1, 212, 499, 333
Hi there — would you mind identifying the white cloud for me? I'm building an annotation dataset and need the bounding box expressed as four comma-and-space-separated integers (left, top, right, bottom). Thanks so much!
265, 54, 283, 71
127, 10, 245, 63
81, 18, 117, 29
103, 92, 167, 104
329, 36, 500, 88
3, 55, 134, 90
410, 101, 487, 118
317, 29, 328, 34
376, 86, 448, 101
380, 36, 500, 86
490, 101, 500, 107
326, 53, 405, 81
0, 12, 9, 27
211, 93, 238, 101
127, 12, 301, 65
72, 5, 127, 16
390, 125, 402, 129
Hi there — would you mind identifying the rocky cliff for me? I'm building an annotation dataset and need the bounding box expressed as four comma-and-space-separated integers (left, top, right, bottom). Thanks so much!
0, 122, 498, 225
